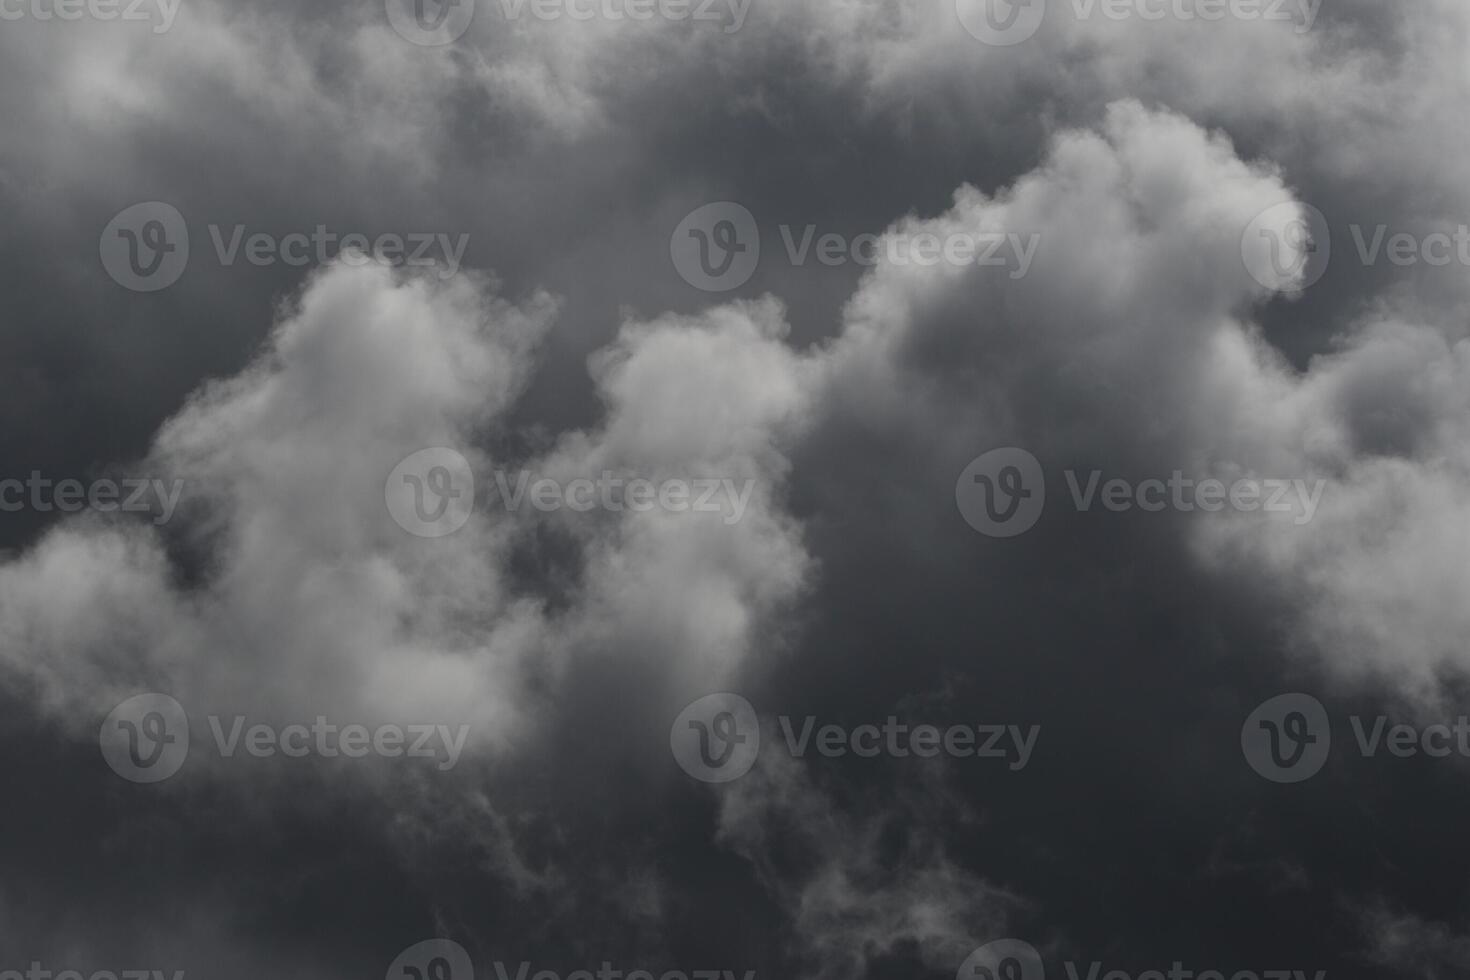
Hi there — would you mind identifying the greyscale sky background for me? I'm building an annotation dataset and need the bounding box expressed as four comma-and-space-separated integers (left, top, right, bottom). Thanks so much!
1, 1, 1470, 979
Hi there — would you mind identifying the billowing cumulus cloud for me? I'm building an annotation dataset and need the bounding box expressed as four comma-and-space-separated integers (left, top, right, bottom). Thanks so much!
0, 261, 812, 791
2, 1, 1469, 978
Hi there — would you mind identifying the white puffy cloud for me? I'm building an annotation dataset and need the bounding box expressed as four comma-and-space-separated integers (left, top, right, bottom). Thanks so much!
803, 98, 1470, 704
1194, 320, 1470, 703
0, 262, 813, 773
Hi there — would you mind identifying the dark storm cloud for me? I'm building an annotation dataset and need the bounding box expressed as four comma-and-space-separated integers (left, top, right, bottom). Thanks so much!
1, 2, 1468, 980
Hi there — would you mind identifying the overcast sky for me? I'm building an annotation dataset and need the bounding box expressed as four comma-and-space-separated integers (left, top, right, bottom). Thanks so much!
1, 1, 1469, 979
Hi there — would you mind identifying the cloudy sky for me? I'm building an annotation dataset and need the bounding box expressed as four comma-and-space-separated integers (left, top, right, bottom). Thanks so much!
1, 1, 1469, 978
